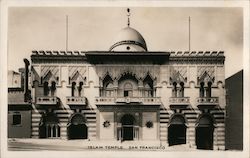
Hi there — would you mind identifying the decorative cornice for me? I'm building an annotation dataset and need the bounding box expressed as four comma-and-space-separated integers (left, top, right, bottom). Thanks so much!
30, 50, 225, 64
31, 50, 87, 63
32, 50, 86, 56
31, 50, 224, 57
170, 51, 224, 57
169, 51, 225, 64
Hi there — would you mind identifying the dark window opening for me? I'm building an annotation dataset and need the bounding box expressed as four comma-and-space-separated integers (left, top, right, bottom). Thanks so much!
78, 82, 83, 97
124, 91, 129, 97
200, 82, 205, 97
206, 82, 212, 97
44, 82, 49, 96
124, 82, 133, 97
71, 82, 76, 97
51, 81, 56, 96
179, 82, 184, 97
12, 114, 21, 126
172, 82, 177, 97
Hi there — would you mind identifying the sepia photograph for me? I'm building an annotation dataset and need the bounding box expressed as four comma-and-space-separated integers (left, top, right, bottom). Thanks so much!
1, 1, 249, 158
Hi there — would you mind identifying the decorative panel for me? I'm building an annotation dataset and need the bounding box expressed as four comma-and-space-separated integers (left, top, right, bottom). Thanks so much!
40, 66, 59, 83
169, 66, 187, 83
197, 66, 215, 84
68, 66, 87, 84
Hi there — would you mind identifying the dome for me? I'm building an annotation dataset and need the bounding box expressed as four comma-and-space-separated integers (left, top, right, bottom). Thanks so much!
109, 27, 147, 52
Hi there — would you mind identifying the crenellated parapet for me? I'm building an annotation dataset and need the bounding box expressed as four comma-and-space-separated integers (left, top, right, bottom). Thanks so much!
169, 51, 225, 64
32, 50, 86, 56
31, 50, 87, 63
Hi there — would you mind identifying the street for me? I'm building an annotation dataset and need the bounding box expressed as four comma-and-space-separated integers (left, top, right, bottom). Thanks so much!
8, 139, 193, 151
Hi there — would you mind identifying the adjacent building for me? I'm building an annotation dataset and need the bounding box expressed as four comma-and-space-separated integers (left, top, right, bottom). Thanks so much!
225, 70, 243, 150
8, 64, 32, 138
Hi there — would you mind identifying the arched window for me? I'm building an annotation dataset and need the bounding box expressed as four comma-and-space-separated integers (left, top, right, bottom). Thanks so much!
124, 82, 133, 97
43, 82, 49, 96
200, 82, 205, 97
143, 75, 154, 97
105, 82, 114, 97
206, 82, 212, 97
172, 82, 177, 97
144, 83, 153, 97
200, 82, 212, 98
78, 82, 83, 97
71, 82, 76, 97
51, 81, 56, 96
179, 82, 184, 97
102, 74, 113, 97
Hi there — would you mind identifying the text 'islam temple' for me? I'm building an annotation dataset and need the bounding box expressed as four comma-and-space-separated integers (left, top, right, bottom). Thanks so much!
8, 9, 226, 150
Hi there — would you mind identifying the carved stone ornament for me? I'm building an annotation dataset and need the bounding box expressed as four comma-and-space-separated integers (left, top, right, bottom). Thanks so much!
96, 65, 159, 81
103, 121, 111, 128
41, 66, 59, 84
146, 121, 153, 128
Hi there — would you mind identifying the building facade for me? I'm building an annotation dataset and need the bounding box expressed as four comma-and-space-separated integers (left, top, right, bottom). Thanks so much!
8, 14, 226, 150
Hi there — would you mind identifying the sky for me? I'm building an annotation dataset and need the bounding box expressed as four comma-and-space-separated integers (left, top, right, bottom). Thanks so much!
7, 7, 243, 78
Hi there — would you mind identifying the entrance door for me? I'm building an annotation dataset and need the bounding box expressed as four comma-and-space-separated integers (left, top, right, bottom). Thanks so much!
121, 114, 135, 141
123, 126, 134, 140
168, 124, 186, 146
196, 115, 214, 150
168, 115, 186, 146
196, 126, 213, 149
68, 124, 88, 139
67, 114, 88, 139
39, 112, 60, 138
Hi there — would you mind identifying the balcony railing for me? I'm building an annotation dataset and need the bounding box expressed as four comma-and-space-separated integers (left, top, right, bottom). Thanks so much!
197, 97, 219, 104
95, 97, 161, 105
36, 96, 58, 105
66, 96, 86, 106
169, 97, 190, 104
196, 97, 219, 108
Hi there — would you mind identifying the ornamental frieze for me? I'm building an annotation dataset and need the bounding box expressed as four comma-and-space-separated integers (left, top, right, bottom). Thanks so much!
96, 66, 160, 81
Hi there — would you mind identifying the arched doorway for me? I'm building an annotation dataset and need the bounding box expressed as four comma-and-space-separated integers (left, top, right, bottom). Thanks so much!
196, 115, 214, 150
121, 114, 135, 141
67, 114, 88, 139
168, 115, 187, 146
39, 112, 60, 138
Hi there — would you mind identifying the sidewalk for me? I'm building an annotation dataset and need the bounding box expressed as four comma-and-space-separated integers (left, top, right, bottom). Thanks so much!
8, 138, 195, 151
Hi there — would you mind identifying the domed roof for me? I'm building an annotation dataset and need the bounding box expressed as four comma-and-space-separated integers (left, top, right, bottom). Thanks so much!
109, 27, 147, 52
